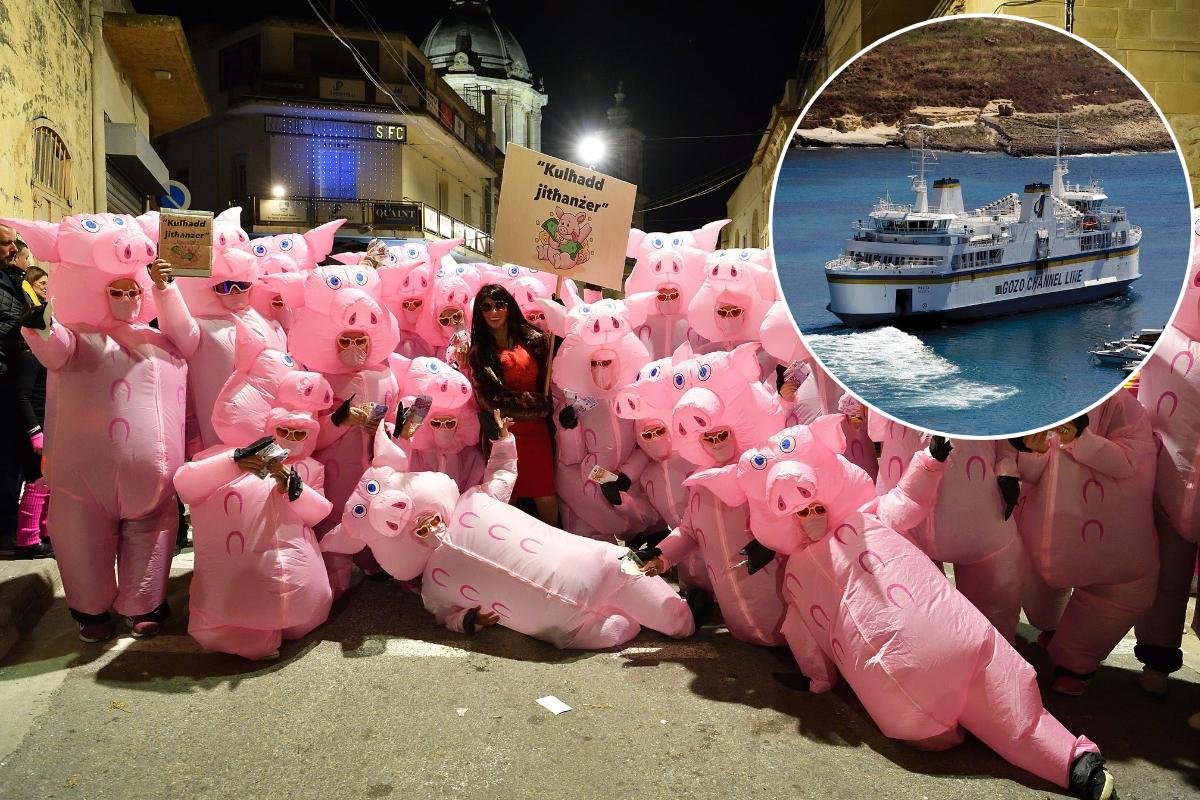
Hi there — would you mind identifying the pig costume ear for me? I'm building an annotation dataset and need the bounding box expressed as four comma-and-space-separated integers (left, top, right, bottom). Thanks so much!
302, 219, 347, 262
683, 465, 745, 505
318, 523, 367, 555
373, 423, 410, 471
231, 317, 268, 373
809, 414, 848, 456
427, 237, 464, 263
693, 219, 730, 251
260, 272, 307, 308
1, 218, 60, 261
536, 297, 568, 338
215, 207, 242, 227
671, 340, 694, 366
135, 210, 160, 243
330, 252, 365, 265
626, 228, 647, 259
389, 353, 412, 389
730, 341, 762, 381
623, 292, 656, 330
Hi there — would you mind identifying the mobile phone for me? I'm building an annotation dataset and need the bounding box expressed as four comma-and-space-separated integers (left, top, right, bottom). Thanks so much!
401, 395, 433, 437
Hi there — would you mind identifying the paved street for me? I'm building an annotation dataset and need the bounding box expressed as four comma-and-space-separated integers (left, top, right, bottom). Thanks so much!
1, 554, 1197, 800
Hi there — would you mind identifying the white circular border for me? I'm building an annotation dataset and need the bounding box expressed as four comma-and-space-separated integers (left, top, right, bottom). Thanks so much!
765, 11, 1198, 442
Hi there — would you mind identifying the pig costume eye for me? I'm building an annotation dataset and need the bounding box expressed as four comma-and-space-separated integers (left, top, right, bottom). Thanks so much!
673, 373, 685, 388
670, 236, 682, 247
253, 243, 268, 256
386, 252, 398, 265
428, 362, 440, 373
507, 266, 520, 277
750, 453, 769, 470
365, 480, 380, 495
579, 305, 591, 315
279, 237, 293, 251
280, 353, 295, 367
405, 246, 421, 259
779, 436, 796, 453
351, 503, 367, 518
113, 217, 126, 227
81, 218, 101, 233
697, 364, 712, 381
739, 250, 751, 261
651, 236, 664, 249
325, 275, 343, 290
354, 271, 367, 286
648, 366, 660, 379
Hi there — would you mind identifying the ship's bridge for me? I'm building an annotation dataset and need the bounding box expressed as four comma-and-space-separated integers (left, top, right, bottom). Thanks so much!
863, 207, 955, 234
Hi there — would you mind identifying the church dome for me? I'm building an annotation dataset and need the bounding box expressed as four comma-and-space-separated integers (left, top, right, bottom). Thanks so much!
421, 1, 533, 83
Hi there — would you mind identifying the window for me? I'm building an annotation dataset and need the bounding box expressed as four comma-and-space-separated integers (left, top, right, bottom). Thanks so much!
32, 124, 71, 201
230, 153, 247, 200
462, 193, 472, 226
438, 178, 449, 213
316, 143, 357, 199
218, 36, 261, 91
295, 34, 379, 76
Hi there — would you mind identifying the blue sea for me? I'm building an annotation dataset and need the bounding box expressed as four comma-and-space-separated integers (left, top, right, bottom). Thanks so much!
772, 147, 1194, 437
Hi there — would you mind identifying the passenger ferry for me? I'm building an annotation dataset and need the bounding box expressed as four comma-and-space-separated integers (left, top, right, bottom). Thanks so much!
823, 127, 1142, 327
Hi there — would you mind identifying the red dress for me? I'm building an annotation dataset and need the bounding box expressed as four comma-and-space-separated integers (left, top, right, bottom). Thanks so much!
498, 344, 556, 498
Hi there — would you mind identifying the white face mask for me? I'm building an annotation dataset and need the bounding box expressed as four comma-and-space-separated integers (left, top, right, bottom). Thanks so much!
798, 506, 828, 542
219, 292, 252, 312
338, 344, 368, 368
107, 294, 141, 322
431, 425, 458, 450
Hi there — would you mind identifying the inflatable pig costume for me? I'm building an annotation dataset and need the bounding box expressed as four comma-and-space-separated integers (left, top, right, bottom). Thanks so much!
624, 219, 727, 359
248, 219, 346, 333
1134, 213, 1200, 689
686, 247, 777, 349
724, 420, 1114, 799
156, 208, 287, 451
650, 342, 790, 647
174, 392, 333, 660
321, 427, 695, 648
541, 293, 659, 541
6, 212, 186, 639
265, 264, 402, 593
1014, 390, 1159, 691
394, 356, 484, 492
869, 414, 1025, 642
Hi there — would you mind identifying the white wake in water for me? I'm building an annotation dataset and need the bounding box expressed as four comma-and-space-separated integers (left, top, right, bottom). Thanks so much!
807, 328, 1019, 411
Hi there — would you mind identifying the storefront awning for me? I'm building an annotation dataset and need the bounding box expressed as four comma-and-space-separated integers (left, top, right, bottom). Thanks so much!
105, 121, 169, 195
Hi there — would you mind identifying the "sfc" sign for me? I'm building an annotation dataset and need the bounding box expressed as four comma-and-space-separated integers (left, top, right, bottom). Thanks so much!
374, 124, 407, 142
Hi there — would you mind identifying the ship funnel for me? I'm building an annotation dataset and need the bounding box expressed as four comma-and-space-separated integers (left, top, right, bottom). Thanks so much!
931, 178, 963, 214
1019, 182, 1051, 223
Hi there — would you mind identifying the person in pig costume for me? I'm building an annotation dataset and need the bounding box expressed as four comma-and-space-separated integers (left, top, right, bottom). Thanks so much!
320, 421, 695, 649
711, 419, 1117, 800
623, 220, 727, 359
1134, 213, 1200, 694
5, 213, 186, 642
153, 207, 288, 452
1011, 393, 1159, 696
394, 356, 484, 492
635, 342, 790, 647
539, 291, 660, 541
174, 385, 334, 660
334, 238, 463, 358
263, 263, 402, 593
248, 220, 346, 333
869, 413, 1025, 642
686, 247, 777, 349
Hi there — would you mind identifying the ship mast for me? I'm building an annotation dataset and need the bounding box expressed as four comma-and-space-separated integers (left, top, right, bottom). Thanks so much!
910, 129, 928, 212
1051, 115, 1068, 198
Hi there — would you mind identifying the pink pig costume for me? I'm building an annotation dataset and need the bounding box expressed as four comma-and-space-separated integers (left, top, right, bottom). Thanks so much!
1133, 213, 1200, 684
869, 413, 1025, 642
266, 264, 402, 594
624, 219, 727, 359
155, 208, 288, 451
394, 356, 484, 492
174, 394, 333, 660
1015, 390, 1159, 682
652, 342, 790, 647
540, 293, 660, 541
248, 220, 346, 333
321, 428, 694, 648
722, 419, 1108, 796
686, 247, 777, 349
6, 212, 186, 631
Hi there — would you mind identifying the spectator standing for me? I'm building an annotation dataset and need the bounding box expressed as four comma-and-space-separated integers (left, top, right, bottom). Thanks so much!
14, 263, 52, 557
0, 223, 32, 555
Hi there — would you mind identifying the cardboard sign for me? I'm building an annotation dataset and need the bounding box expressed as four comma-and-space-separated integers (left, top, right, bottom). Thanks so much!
159, 209, 214, 277
492, 144, 636, 291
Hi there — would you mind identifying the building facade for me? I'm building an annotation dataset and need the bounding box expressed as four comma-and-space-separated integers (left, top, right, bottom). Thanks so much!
0, 0, 207, 222
157, 18, 499, 256
421, 0, 548, 155
725, 0, 1200, 248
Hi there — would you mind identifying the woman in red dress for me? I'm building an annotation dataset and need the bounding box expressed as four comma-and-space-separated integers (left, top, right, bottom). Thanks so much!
466, 284, 558, 525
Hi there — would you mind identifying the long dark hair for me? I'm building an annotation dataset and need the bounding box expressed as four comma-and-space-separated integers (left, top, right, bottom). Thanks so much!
468, 283, 543, 389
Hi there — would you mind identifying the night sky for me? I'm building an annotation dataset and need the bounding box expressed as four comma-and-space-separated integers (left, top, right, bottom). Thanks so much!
134, 0, 822, 232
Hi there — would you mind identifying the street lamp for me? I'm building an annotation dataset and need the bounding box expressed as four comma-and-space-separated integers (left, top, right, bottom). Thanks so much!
271, 184, 286, 199
577, 135, 606, 169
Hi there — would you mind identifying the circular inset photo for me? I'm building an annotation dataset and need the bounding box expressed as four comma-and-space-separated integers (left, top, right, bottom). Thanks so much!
771, 14, 1195, 438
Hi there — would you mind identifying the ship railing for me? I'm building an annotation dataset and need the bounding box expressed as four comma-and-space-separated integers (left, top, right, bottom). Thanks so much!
1129, 226, 1142, 244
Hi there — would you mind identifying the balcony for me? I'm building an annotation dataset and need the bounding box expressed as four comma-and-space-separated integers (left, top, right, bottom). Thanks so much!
240, 194, 493, 258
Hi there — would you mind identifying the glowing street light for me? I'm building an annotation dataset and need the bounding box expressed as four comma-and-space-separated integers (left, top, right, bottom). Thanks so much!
577, 135, 606, 168
271, 184, 286, 199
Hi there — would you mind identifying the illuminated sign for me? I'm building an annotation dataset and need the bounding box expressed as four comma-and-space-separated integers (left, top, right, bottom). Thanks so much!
264, 115, 405, 143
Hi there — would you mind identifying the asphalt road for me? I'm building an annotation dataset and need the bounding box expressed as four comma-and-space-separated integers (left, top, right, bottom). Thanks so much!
1, 557, 1197, 800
